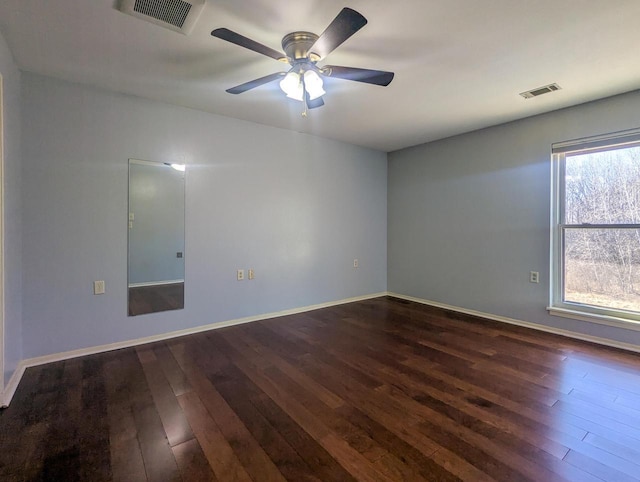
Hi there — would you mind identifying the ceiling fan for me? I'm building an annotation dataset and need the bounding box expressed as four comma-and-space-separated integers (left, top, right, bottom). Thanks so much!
211, 7, 394, 115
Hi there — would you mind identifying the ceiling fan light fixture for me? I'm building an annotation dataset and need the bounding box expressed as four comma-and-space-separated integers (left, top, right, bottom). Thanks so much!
280, 71, 304, 101
304, 70, 325, 100
213, 8, 393, 112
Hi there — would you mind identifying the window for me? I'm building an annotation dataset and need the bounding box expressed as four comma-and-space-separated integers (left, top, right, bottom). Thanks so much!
551, 129, 640, 325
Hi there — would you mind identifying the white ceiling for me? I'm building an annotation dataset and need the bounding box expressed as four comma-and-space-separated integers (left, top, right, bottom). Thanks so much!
1, 0, 640, 152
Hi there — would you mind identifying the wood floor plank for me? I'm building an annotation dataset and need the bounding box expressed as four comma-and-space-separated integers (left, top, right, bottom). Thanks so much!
553, 399, 640, 440
172, 338, 287, 482
381, 384, 574, 482
177, 390, 252, 482
415, 418, 535, 482
209, 335, 397, 481
424, 446, 496, 482
258, 365, 425, 481
137, 346, 194, 447
172, 438, 218, 482
584, 432, 640, 467
285, 316, 578, 464
153, 343, 193, 397
77, 355, 113, 482
120, 350, 182, 482
563, 449, 640, 482
212, 375, 324, 482
568, 387, 618, 404
35, 359, 83, 481
335, 404, 462, 482
616, 394, 640, 413
104, 357, 147, 482
7, 422, 51, 481
188, 338, 289, 482
557, 392, 640, 429
260, 320, 384, 389
250, 392, 358, 482
400, 355, 587, 441
225, 328, 345, 409
213, 336, 399, 482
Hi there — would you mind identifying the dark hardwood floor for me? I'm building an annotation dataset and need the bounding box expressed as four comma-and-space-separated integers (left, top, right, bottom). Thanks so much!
2, 296, 640, 481
128, 282, 184, 316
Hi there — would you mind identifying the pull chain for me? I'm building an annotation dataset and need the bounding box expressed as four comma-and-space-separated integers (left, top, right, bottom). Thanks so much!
301, 77, 308, 117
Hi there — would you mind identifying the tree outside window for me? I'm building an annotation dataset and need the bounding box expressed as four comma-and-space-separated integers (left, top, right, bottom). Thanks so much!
552, 132, 640, 322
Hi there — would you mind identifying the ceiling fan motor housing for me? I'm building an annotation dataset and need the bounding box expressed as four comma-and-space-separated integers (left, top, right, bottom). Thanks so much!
281, 32, 320, 62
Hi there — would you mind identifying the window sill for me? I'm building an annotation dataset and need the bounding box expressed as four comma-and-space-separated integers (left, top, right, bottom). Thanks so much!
547, 306, 640, 332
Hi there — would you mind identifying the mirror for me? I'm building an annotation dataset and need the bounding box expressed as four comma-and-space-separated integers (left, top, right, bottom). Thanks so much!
128, 159, 185, 316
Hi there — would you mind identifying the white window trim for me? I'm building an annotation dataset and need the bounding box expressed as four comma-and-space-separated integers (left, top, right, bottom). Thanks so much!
549, 128, 640, 327
547, 305, 640, 331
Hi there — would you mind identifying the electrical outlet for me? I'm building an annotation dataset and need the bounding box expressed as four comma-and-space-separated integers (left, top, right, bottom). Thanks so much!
353, 259, 359, 268
529, 271, 539, 283
248, 269, 255, 280
93, 280, 105, 295
237, 269, 244, 281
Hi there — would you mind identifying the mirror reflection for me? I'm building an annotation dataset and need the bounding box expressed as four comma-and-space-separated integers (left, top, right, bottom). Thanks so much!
128, 159, 185, 316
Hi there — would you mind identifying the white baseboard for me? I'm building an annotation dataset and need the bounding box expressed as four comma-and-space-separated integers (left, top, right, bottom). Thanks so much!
128, 279, 184, 288
2, 362, 26, 407
1, 292, 386, 406
387, 292, 640, 354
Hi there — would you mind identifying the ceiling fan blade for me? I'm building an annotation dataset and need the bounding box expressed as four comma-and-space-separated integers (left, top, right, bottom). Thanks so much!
323, 66, 394, 86
226, 72, 285, 94
212, 28, 285, 62
310, 8, 368, 60
306, 95, 325, 109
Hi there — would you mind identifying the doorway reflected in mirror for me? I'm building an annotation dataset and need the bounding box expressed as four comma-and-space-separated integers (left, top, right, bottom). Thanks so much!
128, 159, 185, 316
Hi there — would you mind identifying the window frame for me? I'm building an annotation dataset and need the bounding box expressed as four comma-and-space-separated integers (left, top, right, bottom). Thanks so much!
549, 128, 640, 329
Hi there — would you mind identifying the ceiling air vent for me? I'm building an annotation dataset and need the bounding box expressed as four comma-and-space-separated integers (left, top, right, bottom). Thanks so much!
118, 0, 205, 34
519, 83, 561, 99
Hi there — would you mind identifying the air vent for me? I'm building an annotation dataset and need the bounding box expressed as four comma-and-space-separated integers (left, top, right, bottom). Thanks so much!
118, 0, 205, 34
520, 83, 562, 99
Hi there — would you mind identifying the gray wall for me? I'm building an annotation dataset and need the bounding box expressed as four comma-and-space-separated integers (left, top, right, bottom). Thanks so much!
128, 161, 185, 285
0, 29, 22, 386
388, 90, 640, 346
21, 73, 387, 359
